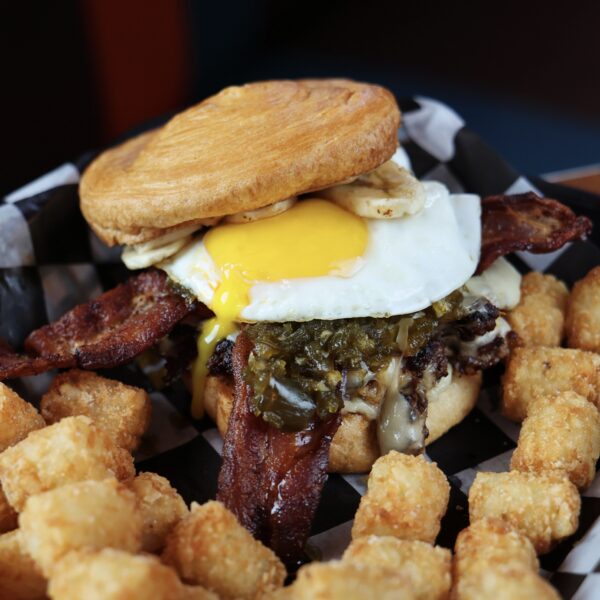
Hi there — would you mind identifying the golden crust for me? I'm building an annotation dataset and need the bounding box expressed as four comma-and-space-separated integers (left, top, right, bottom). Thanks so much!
566, 265, 600, 351
19, 479, 143, 577
205, 372, 481, 474
507, 272, 568, 348
292, 560, 417, 600
48, 548, 217, 600
342, 536, 451, 600
0, 382, 45, 453
510, 391, 600, 490
502, 346, 600, 421
162, 500, 285, 600
351, 452, 449, 543
0, 530, 47, 600
468, 471, 580, 554
126, 472, 189, 553
80, 79, 400, 245
0, 416, 135, 512
41, 369, 152, 452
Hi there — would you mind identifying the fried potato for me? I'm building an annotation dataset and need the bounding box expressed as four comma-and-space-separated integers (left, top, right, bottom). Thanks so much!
0, 382, 45, 452
452, 564, 560, 599
19, 478, 143, 577
342, 536, 451, 600
0, 484, 17, 534
292, 560, 417, 600
127, 472, 189, 553
40, 369, 151, 452
452, 518, 556, 598
0, 530, 47, 600
468, 471, 580, 554
507, 272, 568, 347
162, 500, 285, 600
566, 265, 600, 352
453, 518, 538, 575
48, 549, 216, 600
351, 452, 449, 543
0, 415, 135, 511
502, 347, 600, 421
511, 391, 600, 489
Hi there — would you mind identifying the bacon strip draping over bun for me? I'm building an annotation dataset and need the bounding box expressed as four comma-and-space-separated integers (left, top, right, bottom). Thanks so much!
478, 192, 592, 273
217, 332, 341, 568
0, 270, 199, 380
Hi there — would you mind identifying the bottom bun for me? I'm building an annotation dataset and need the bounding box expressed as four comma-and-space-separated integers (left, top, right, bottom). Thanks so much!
204, 371, 482, 473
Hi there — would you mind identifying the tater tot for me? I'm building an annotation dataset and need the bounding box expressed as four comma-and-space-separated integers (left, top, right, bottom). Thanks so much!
127, 472, 189, 552
48, 549, 216, 600
292, 560, 417, 600
19, 478, 143, 577
452, 518, 557, 599
566, 266, 600, 352
511, 392, 600, 489
453, 518, 538, 575
0, 415, 135, 511
502, 347, 600, 421
342, 536, 451, 600
351, 452, 449, 543
508, 272, 568, 348
41, 369, 151, 452
0, 484, 17, 533
162, 501, 286, 600
452, 565, 560, 599
0, 530, 47, 600
0, 382, 45, 452
468, 471, 580, 554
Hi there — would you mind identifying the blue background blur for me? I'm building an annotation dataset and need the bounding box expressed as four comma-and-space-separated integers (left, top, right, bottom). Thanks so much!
2, 1, 599, 196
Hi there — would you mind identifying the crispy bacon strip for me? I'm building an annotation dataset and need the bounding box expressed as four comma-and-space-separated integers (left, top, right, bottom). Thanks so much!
217, 332, 341, 567
0, 340, 71, 379
479, 192, 592, 273
0, 270, 198, 380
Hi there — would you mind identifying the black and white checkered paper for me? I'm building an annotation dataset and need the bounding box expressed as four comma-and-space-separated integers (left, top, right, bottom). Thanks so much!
2, 97, 600, 599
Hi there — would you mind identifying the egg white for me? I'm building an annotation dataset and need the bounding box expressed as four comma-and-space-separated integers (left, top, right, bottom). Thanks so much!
161, 181, 481, 322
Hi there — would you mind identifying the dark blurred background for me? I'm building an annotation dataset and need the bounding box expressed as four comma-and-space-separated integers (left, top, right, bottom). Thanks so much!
2, 0, 599, 196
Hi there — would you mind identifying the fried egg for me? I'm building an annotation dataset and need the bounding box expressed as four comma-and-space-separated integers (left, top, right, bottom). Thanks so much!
161, 181, 481, 416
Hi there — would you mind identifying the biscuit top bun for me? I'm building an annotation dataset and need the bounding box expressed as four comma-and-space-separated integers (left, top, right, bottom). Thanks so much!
80, 79, 401, 246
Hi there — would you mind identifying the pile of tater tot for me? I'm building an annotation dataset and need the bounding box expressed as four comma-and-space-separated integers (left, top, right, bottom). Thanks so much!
0, 371, 285, 600
3, 266, 600, 599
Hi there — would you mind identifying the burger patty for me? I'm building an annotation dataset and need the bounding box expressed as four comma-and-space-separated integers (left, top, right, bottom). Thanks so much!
207, 292, 508, 452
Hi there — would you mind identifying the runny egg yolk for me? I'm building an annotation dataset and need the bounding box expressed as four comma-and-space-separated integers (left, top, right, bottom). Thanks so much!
191, 198, 368, 418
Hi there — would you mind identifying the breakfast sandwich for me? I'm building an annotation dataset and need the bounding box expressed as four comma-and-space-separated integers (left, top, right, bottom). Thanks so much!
0, 79, 591, 565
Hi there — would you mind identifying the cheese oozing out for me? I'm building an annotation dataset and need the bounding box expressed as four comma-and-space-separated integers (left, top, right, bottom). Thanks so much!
162, 183, 481, 418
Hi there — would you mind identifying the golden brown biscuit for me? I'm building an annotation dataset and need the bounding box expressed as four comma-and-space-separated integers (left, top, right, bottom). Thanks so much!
0, 382, 45, 453
41, 369, 151, 452
502, 346, 600, 421
0, 530, 47, 600
205, 372, 481, 473
352, 452, 449, 543
19, 478, 143, 577
510, 391, 600, 489
507, 272, 568, 347
342, 536, 451, 600
468, 471, 580, 554
48, 549, 216, 600
80, 80, 400, 245
566, 266, 600, 351
127, 472, 189, 553
0, 415, 135, 512
162, 500, 285, 600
